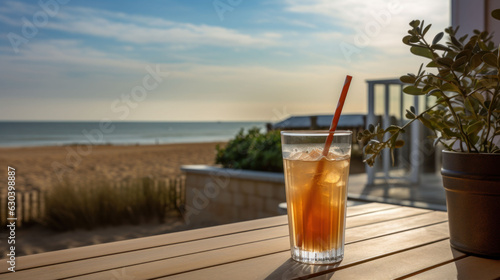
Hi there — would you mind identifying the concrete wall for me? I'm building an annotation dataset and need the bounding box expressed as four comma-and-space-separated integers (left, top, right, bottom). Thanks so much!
181, 165, 286, 227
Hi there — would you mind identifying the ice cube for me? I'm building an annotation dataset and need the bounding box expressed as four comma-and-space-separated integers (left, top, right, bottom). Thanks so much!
288, 151, 303, 160
288, 148, 331, 161
326, 151, 349, 161
307, 148, 323, 161
288, 149, 317, 161
296, 152, 313, 161
323, 171, 341, 184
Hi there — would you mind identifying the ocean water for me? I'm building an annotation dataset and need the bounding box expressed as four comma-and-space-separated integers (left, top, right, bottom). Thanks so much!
0, 121, 266, 147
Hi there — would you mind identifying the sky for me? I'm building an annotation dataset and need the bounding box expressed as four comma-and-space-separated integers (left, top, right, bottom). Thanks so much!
0, 0, 450, 121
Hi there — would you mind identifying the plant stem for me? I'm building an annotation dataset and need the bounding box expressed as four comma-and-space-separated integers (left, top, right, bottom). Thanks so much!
485, 88, 500, 152
443, 97, 472, 152
368, 102, 441, 161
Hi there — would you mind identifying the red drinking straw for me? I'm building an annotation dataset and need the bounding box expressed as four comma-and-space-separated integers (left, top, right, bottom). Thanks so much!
322, 75, 352, 156
298, 75, 352, 248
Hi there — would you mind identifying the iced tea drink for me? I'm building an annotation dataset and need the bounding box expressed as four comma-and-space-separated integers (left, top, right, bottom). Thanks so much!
281, 131, 352, 264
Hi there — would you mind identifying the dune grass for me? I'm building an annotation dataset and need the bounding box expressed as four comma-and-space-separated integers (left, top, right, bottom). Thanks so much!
43, 177, 184, 231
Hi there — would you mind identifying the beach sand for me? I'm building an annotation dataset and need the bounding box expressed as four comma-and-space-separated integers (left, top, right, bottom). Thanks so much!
0, 142, 222, 257
0, 142, 223, 192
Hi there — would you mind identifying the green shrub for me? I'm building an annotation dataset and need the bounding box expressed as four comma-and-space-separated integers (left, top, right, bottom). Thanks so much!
216, 127, 283, 172
43, 177, 183, 231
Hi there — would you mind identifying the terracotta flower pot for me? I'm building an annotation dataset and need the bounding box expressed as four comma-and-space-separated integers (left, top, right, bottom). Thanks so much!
441, 151, 500, 258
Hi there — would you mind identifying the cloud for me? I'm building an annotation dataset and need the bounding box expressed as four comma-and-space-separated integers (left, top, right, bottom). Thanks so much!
0, 2, 279, 48
1, 39, 141, 70
0, 1, 37, 14
284, 0, 449, 27
284, 0, 450, 58
275, 17, 317, 28
263, 32, 283, 39
313, 31, 344, 40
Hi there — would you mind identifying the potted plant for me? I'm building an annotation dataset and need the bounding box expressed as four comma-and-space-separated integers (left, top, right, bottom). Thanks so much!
358, 16, 500, 258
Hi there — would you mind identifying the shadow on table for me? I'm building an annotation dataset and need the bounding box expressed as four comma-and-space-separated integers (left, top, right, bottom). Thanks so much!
452, 249, 500, 279
264, 258, 340, 280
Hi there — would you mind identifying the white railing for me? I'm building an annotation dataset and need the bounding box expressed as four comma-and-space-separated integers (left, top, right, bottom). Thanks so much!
366, 79, 424, 185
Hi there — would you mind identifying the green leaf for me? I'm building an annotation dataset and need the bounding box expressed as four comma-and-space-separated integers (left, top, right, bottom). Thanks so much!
469, 134, 480, 146
423, 24, 432, 36
482, 53, 498, 67
478, 40, 489, 50
437, 57, 453, 67
419, 20, 425, 31
452, 55, 468, 69
410, 46, 433, 59
419, 116, 434, 129
443, 128, 460, 138
487, 41, 495, 49
409, 36, 420, 43
438, 68, 451, 78
458, 34, 468, 43
455, 49, 471, 60
450, 35, 462, 47
405, 110, 416, 119
498, 50, 500, 71
386, 125, 401, 132
417, 63, 423, 75
422, 84, 432, 93
466, 120, 484, 135
464, 39, 476, 50
441, 82, 460, 92
432, 44, 451, 51
364, 145, 374, 155
365, 156, 375, 167
432, 32, 444, 45
426, 89, 442, 97
403, 86, 424, 95
426, 61, 438, 67
470, 53, 483, 69
394, 140, 405, 148
471, 92, 486, 106
464, 98, 477, 116
402, 35, 412, 44
400, 75, 416, 84
492, 9, 500, 21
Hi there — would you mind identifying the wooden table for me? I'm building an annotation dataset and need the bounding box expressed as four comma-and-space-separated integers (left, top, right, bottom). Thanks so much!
2, 203, 500, 279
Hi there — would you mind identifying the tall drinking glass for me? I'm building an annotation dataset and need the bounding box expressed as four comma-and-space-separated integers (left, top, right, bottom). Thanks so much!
281, 130, 352, 264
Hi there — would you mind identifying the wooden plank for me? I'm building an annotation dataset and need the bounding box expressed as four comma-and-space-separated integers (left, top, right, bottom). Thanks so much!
166, 240, 461, 280
347, 211, 447, 243
0, 202, 391, 272
402, 256, 500, 280
343, 202, 398, 216
67, 223, 451, 279
309, 240, 465, 279
2, 215, 287, 272
0, 225, 289, 280
346, 207, 431, 228
158, 213, 449, 280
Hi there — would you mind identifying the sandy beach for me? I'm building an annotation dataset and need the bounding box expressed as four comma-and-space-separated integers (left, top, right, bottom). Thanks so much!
0, 142, 222, 256
0, 142, 223, 192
